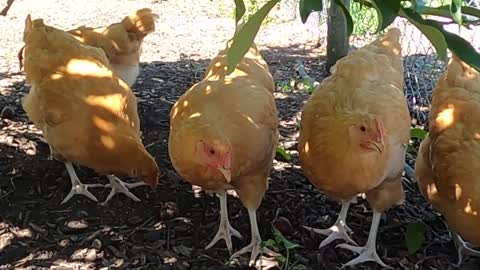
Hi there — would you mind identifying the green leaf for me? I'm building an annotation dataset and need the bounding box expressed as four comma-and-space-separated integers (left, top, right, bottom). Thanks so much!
410, 128, 428, 140
226, 0, 280, 74
405, 222, 426, 255
421, 5, 480, 20
262, 239, 277, 248
371, 0, 401, 32
333, 0, 354, 37
442, 30, 480, 72
276, 146, 292, 161
273, 227, 300, 250
234, 0, 246, 26
450, 0, 463, 24
401, 7, 448, 59
299, 0, 323, 24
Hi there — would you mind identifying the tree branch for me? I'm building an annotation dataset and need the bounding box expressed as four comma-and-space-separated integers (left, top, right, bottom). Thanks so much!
294, 59, 320, 87
0, 0, 15, 16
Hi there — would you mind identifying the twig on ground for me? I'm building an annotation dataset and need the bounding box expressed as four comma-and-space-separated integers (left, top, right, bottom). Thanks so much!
294, 60, 320, 88
0, 0, 15, 16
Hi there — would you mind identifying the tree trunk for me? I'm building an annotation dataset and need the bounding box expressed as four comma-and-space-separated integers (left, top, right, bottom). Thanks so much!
326, 0, 350, 73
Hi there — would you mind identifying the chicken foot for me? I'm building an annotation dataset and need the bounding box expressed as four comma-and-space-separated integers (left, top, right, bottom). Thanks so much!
230, 208, 278, 266
451, 230, 480, 267
303, 198, 358, 248
104, 175, 147, 203
336, 211, 391, 268
205, 191, 243, 253
61, 162, 104, 204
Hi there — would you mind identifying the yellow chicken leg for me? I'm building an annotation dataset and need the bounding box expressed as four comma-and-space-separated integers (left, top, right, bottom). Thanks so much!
452, 230, 480, 267
336, 211, 391, 268
230, 208, 278, 266
61, 162, 104, 204
303, 198, 358, 248
103, 175, 147, 203
205, 191, 243, 253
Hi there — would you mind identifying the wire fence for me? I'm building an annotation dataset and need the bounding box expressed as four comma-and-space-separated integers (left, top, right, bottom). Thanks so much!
317, 0, 480, 128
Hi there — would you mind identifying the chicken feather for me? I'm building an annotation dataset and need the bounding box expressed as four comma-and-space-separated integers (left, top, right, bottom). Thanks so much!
298, 28, 410, 268
415, 55, 480, 266
68, 8, 159, 86
21, 15, 159, 204
168, 41, 278, 265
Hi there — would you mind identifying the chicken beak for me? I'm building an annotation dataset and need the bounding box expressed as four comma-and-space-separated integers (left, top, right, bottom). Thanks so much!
370, 141, 384, 153
218, 166, 231, 182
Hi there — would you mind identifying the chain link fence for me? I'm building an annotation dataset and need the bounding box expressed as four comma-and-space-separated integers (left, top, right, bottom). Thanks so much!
317, 0, 480, 127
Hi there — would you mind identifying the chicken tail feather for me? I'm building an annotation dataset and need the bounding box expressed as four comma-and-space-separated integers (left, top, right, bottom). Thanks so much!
446, 54, 480, 89
377, 27, 402, 57
121, 8, 159, 38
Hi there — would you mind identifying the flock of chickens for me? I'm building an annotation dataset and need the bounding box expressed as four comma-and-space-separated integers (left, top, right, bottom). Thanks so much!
13, 6, 480, 269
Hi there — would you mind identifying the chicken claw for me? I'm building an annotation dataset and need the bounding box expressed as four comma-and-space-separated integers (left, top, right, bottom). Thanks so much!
104, 175, 147, 203
336, 211, 391, 268
303, 199, 358, 248
61, 162, 104, 204
452, 230, 480, 267
230, 208, 279, 266
205, 191, 243, 253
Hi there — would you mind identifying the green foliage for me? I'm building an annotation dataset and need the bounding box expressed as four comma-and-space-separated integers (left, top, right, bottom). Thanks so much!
371, 0, 402, 32
226, 0, 480, 74
450, 0, 463, 24
234, 0, 246, 25
299, 0, 323, 23
227, 0, 280, 74
277, 79, 295, 92
276, 146, 292, 161
410, 128, 429, 140
405, 222, 426, 254
263, 227, 302, 270
350, 2, 378, 35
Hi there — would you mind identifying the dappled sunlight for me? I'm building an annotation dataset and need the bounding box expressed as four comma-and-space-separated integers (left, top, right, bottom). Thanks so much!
464, 199, 478, 216
435, 105, 455, 130
92, 115, 116, 133
454, 183, 462, 200
0, 222, 33, 252
188, 112, 201, 119
62, 58, 112, 78
100, 135, 116, 149
84, 93, 125, 114
241, 113, 259, 129
0, 120, 43, 156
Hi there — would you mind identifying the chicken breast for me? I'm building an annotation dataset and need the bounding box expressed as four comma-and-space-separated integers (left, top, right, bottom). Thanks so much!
298, 28, 410, 267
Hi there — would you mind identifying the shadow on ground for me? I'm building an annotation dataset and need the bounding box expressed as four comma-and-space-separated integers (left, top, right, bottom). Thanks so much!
0, 46, 477, 270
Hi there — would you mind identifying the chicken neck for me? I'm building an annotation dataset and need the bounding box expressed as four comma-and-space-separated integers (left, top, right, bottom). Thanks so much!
205, 190, 243, 253
303, 198, 358, 248
336, 210, 391, 268
61, 162, 103, 204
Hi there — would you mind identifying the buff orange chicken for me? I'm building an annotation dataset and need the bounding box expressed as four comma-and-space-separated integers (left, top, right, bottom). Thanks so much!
67, 8, 158, 87
21, 15, 159, 204
168, 40, 278, 264
415, 55, 480, 266
298, 28, 410, 267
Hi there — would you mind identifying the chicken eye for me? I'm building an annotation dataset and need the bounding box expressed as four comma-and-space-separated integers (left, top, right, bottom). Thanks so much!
360, 126, 366, 132
209, 149, 216, 155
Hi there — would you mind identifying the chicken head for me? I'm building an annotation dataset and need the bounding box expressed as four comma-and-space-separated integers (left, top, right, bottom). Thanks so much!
348, 117, 385, 153
196, 140, 232, 182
